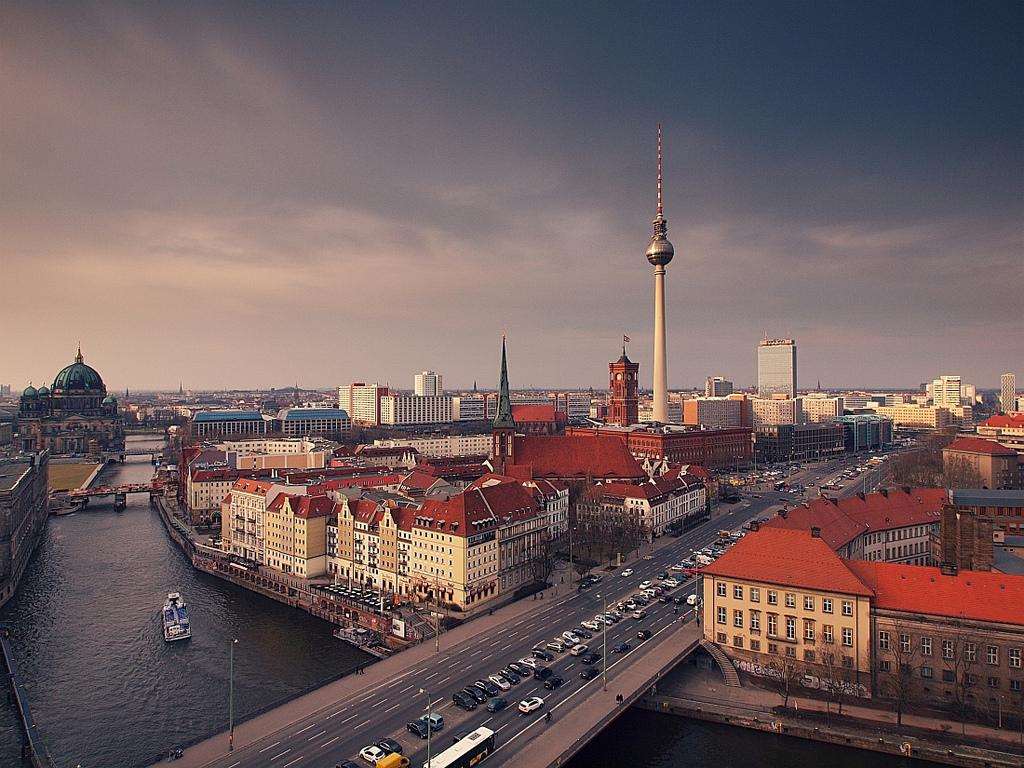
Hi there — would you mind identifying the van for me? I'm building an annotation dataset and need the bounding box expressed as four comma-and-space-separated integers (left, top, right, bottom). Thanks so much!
376, 755, 410, 768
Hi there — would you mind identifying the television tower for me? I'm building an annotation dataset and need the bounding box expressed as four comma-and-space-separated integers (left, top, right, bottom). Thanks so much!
645, 125, 674, 422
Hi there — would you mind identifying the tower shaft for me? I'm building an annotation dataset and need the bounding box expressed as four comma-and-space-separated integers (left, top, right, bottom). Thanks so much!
652, 265, 668, 422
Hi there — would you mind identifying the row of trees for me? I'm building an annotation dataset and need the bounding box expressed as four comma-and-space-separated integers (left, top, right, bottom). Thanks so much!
888, 429, 983, 489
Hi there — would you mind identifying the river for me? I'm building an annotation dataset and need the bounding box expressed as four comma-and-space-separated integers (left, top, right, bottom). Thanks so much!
1, 437, 933, 768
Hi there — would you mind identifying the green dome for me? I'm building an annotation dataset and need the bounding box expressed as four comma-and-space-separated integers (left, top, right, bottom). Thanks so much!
102, 394, 117, 405
22, 385, 37, 398
52, 348, 105, 392
36, 386, 50, 396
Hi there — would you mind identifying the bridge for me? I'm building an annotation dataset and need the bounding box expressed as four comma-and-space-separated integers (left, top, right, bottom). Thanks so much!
152, 456, 880, 768
65, 481, 164, 509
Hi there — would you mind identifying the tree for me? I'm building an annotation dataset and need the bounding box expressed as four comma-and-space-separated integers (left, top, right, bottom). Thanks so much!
765, 651, 804, 710
528, 529, 559, 586
879, 620, 920, 727
817, 639, 854, 719
943, 632, 978, 736
942, 456, 984, 490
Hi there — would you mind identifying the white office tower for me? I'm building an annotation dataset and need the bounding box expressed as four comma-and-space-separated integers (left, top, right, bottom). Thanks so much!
757, 337, 797, 398
414, 371, 443, 397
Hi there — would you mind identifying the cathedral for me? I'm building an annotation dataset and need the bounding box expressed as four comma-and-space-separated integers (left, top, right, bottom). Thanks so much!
17, 347, 124, 456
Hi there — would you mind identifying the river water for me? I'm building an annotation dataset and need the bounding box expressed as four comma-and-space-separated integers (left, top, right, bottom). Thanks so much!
1, 437, 934, 768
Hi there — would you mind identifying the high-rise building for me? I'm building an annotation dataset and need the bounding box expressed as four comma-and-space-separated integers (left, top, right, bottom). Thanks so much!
413, 371, 443, 397
646, 125, 674, 423
751, 397, 803, 426
930, 375, 962, 409
757, 337, 797, 398
338, 382, 389, 426
802, 395, 844, 423
608, 346, 639, 426
705, 376, 734, 397
1002, 373, 1017, 413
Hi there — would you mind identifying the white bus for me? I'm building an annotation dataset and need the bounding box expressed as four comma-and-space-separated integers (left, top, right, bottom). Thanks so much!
423, 726, 495, 768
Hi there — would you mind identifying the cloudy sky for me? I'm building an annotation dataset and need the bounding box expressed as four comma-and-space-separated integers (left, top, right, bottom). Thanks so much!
2, 2, 1021, 392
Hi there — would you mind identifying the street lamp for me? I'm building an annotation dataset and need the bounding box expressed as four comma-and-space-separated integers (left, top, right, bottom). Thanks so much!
420, 688, 433, 767
228, 638, 238, 751
596, 593, 609, 691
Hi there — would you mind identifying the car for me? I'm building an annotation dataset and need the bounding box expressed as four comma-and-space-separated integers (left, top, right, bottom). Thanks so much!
453, 691, 477, 711
358, 745, 385, 765
561, 631, 581, 644
620, 568, 634, 577
575, 628, 594, 639
581, 620, 600, 631
608, 611, 623, 622
475, 679, 501, 697
639, 580, 652, 589
634, 595, 650, 605
659, 595, 671, 603
686, 594, 698, 606
643, 554, 654, 560
533, 666, 553, 680
670, 563, 686, 571
488, 674, 511, 691
544, 675, 565, 690
651, 586, 665, 596
580, 667, 599, 680
580, 652, 601, 664
406, 713, 444, 739
486, 696, 509, 713
672, 596, 686, 605
570, 643, 589, 656
631, 610, 647, 620
657, 571, 669, 580
545, 640, 566, 653
463, 686, 487, 704
612, 642, 631, 654
662, 578, 680, 588
518, 696, 544, 714
510, 661, 533, 675
336, 762, 362, 768
623, 601, 637, 611
502, 668, 521, 684
637, 629, 652, 640
376, 738, 403, 755
519, 656, 539, 669
532, 648, 555, 662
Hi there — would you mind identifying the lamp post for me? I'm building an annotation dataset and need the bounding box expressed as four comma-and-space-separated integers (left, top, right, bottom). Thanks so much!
420, 688, 433, 767
596, 593, 609, 691
228, 638, 238, 751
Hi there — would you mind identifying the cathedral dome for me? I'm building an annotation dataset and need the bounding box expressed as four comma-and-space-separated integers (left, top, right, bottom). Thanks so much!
102, 394, 117, 405
52, 348, 105, 392
22, 385, 37, 399
36, 386, 50, 396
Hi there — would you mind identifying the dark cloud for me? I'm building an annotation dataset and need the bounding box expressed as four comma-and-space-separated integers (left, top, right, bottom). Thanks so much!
2, 1, 1021, 390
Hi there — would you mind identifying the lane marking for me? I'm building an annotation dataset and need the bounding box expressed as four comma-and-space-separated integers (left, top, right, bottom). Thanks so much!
384, 702, 402, 713
319, 736, 340, 748
307, 730, 326, 741
354, 718, 371, 729
294, 723, 315, 735
338, 713, 359, 724
258, 741, 281, 753
269, 749, 291, 761
283, 758, 303, 768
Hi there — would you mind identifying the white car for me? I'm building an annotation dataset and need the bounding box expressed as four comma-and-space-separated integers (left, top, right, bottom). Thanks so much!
546, 639, 566, 653
518, 696, 545, 714
581, 620, 601, 631
639, 580, 652, 589
670, 563, 686, 571
599, 615, 615, 626
489, 674, 511, 691
518, 656, 538, 669
662, 578, 680, 588
561, 631, 581, 644
620, 568, 634, 577
686, 594, 698, 606
359, 745, 387, 764
570, 643, 589, 656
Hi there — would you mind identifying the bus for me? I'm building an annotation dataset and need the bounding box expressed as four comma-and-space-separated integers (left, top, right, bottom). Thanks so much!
423, 727, 496, 768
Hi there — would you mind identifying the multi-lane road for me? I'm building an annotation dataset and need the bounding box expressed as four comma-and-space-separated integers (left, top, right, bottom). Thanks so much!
193, 454, 888, 768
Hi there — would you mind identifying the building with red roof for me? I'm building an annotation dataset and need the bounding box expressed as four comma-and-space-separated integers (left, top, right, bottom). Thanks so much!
699, 526, 1024, 707
510, 403, 568, 434
943, 437, 1022, 490
581, 469, 708, 538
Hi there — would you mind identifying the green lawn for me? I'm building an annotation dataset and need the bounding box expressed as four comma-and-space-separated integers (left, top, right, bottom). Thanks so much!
49, 462, 101, 492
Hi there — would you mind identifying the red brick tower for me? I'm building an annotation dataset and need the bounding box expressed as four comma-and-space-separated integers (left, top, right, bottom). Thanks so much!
608, 345, 639, 426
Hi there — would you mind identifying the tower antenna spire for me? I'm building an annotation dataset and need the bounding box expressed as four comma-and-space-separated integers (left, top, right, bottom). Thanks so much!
656, 123, 664, 217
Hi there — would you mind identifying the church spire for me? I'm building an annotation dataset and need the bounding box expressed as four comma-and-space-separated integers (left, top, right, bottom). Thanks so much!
492, 335, 516, 429
75, 343, 83, 364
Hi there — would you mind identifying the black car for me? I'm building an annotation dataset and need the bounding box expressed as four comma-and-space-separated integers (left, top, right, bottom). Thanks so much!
463, 686, 487, 704
612, 642, 631, 654
532, 648, 555, 662
637, 629, 652, 640
659, 595, 671, 603
533, 665, 553, 680
452, 691, 477, 711
580, 667, 599, 680
474, 680, 501, 697
486, 696, 508, 713
407, 715, 443, 739
336, 762, 361, 768
579, 652, 601, 664
509, 662, 533, 677
544, 675, 565, 690
575, 628, 594, 639
672, 596, 686, 605
658, 571, 669, 580
377, 738, 403, 755
502, 668, 521, 684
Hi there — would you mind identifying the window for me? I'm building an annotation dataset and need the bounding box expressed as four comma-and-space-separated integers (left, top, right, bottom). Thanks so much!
786, 616, 796, 641
804, 649, 815, 662
717, 607, 726, 625
1010, 649, 1021, 669
733, 609, 743, 628
733, 636, 744, 649
768, 642, 778, 655
717, 582, 727, 597
900, 634, 911, 653
822, 598, 833, 614
966, 643, 977, 662
988, 676, 999, 689
842, 600, 853, 617
921, 637, 932, 657
943, 640, 954, 660
750, 639, 761, 652
942, 670, 955, 683
767, 614, 778, 637
879, 660, 891, 672
785, 593, 796, 609
804, 596, 815, 611
823, 625, 834, 644
785, 646, 796, 658
750, 610, 761, 632
842, 656, 853, 668
767, 590, 778, 605
750, 587, 760, 603
842, 627, 854, 647
920, 666, 933, 679
717, 632, 727, 643
733, 585, 743, 600
804, 620, 815, 642
879, 630, 891, 650
1011, 680, 1022, 693
987, 646, 999, 666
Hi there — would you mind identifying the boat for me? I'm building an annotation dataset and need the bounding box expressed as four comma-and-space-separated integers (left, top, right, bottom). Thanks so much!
162, 592, 191, 642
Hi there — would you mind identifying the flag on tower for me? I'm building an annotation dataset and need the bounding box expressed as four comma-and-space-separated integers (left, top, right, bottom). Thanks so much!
623, 335, 631, 343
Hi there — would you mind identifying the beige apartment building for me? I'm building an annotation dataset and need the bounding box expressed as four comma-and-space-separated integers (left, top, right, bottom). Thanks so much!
875, 404, 954, 430
332, 495, 415, 596
263, 493, 332, 577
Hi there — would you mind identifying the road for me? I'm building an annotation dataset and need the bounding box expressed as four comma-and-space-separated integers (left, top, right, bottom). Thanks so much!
193, 454, 888, 768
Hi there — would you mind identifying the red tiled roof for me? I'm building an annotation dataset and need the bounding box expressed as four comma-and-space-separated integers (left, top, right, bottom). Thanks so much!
508, 434, 645, 481
416, 482, 539, 537
944, 437, 1017, 456
400, 469, 443, 491
700, 528, 873, 597
764, 487, 947, 550
232, 478, 275, 494
982, 414, 1024, 428
355, 445, 419, 457
599, 472, 702, 502
292, 495, 334, 519
512, 404, 567, 424
845, 560, 1024, 626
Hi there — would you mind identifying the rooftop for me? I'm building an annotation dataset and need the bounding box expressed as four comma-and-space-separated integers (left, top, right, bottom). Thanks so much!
276, 407, 350, 420
194, 410, 266, 422
0, 460, 33, 492
952, 488, 1024, 508
943, 437, 1017, 456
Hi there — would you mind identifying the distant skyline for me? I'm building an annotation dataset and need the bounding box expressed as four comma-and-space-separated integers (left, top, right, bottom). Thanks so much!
3, 2, 1021, 390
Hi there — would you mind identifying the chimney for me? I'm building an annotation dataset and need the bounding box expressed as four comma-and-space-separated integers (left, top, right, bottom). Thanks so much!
857, 491, 865, 501
902, 486, 911, 494
778, 509, 788, 519
940, 563, 959, 577
879, 488, 888, 498
749, 521, 760, 532
811, 526, 821, 538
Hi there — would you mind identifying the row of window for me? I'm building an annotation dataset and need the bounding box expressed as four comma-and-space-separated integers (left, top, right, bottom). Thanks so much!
878, 632, 1021, 667
715, 581, 854, 616
717, 607, 854, 647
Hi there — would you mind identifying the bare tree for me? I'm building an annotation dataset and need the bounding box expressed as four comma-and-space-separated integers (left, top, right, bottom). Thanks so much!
942, 455, 984, 490
765, 651, 803, 709
817, 640, 854, 719
943, 632, 978, 736
879, 620, 919, 727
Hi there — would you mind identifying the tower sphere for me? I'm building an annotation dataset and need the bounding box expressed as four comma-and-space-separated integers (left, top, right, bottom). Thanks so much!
646, 232, 674, 266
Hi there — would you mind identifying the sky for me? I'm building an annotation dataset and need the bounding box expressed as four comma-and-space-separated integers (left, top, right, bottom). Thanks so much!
2, 1, 1022, 392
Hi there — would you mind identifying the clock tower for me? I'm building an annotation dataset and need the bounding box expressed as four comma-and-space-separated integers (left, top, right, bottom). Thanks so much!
608, 346, 639, 426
